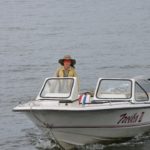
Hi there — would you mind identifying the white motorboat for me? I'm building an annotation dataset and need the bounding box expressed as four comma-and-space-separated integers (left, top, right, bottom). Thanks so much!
13, 77, 150, 149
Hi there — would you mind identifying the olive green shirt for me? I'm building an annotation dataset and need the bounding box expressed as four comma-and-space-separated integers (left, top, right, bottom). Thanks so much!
55, 66, 80, 90
55, 66, 77, 77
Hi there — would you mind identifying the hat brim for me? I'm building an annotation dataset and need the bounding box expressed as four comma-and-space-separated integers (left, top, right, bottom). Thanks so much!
59, 59, 76, 66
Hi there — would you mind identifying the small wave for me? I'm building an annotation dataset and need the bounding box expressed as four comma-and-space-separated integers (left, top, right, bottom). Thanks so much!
35, 139, 60, 150
99, 65, 150, 70
6, 26, 36, 31
120, 65, 150, 69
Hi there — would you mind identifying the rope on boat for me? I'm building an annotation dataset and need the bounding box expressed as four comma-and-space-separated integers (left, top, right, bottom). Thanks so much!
29, 103, 65, 150
48, 127, 65, 150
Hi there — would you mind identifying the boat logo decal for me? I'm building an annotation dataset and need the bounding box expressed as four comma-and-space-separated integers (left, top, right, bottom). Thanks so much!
117, 112, 145, 124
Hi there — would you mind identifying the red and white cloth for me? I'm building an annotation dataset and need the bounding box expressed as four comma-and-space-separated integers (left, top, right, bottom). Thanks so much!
79, 94, 91, 104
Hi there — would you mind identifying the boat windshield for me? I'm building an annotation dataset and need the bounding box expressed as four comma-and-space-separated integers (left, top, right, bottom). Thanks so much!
40, 78, 74, 98
96, 79, 132, 99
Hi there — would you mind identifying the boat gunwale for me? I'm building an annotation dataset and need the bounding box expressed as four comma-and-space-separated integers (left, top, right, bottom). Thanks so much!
13, 103, 150, 112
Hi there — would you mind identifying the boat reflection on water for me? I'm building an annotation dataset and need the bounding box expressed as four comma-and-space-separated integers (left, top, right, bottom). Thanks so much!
13, 77, 150, 149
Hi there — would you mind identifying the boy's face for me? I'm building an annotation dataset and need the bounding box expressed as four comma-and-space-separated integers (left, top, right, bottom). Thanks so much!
64, 59, 71, 68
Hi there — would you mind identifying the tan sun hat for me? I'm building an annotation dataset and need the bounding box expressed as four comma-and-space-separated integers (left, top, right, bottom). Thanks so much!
58, 55, 76, 66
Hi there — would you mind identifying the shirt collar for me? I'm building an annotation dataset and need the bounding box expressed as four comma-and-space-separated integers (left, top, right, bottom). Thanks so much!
62, 66, 72, 71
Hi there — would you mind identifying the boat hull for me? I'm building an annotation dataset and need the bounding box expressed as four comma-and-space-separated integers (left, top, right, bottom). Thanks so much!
24, 107, 150, 147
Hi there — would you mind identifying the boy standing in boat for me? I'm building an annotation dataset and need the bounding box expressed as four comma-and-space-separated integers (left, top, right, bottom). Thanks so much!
55, 55, 80, 90
55, 55, 78, 77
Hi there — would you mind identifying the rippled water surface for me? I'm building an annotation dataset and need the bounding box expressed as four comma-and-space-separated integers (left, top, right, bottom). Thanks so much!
1, 0, 150, 149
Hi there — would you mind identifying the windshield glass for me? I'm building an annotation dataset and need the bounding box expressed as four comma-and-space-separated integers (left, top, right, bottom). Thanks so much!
40, 78, 74, 98
96, 79, 132, 99
135, 82, 149, 101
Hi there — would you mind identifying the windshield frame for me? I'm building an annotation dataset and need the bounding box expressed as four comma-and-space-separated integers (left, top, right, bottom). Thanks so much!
40, 77, 74, 99
135, 81, 149, 102
95, 79, 133, 100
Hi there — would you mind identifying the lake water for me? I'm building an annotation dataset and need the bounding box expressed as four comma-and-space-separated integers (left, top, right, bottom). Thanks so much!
1, 0, 150, 149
